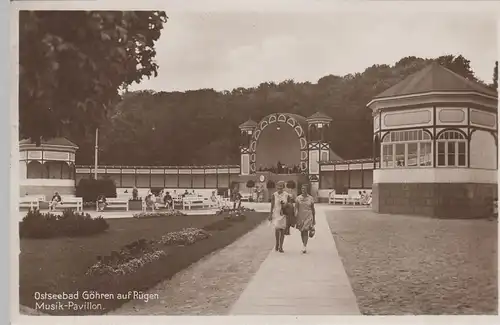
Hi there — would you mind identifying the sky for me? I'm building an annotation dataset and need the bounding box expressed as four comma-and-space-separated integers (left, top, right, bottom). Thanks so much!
129, 11, 497, 92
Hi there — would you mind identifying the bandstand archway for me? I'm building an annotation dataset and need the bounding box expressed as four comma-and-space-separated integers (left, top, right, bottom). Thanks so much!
248, 113, 308, 174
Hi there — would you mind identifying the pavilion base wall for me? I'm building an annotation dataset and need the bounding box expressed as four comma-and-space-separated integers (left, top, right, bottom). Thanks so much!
20, 185, 75, 199
372, 182, 497, 219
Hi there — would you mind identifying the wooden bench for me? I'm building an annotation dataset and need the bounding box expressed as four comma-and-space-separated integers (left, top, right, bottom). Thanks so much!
182, 197, 212, 210
240, 193, 252, 202
19, 195, 45, 210
328, 191, 336, 204
51, 196, 83, 212
331, 194, 348, 205
347, 189, 372, 205
97, 197, 129, 211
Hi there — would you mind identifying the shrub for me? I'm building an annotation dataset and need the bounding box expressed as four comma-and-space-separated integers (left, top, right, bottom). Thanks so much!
286, 180, 296, 189
266, 180, 275, 189
246, 180, 255, 188
132, 188, 139, 200
76, 178, 117, 203
19, 209, 109, 239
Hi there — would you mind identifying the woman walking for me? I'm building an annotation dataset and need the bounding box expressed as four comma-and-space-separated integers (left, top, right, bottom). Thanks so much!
269, 181, 292, 253
295, 184, 316, 254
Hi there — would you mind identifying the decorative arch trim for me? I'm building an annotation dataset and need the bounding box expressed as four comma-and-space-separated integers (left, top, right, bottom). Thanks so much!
436, 128, 468, 140
249, 113, 308, 173
381, 128, 433, 142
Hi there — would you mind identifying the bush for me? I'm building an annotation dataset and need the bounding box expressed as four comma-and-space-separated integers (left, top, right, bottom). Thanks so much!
286, 180, 296, 189
76, 178, 117, 203
266, 180, 275, 189
20, 209, 109, 239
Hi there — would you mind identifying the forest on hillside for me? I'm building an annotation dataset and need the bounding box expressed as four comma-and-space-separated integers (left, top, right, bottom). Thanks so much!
72, 55, 496, 166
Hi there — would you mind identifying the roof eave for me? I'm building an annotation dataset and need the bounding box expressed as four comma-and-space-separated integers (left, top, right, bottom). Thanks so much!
367, 91, 498, 110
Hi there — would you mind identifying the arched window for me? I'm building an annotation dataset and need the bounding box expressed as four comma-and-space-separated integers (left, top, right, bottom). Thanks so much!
437, 130, 467, 167
381, 130, 432, 168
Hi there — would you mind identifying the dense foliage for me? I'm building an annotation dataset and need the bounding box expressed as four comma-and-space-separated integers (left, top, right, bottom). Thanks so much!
19, 11, 167, 144
20, 209, 109, 238
71, 55, 493, 166
76, 178, 117, 203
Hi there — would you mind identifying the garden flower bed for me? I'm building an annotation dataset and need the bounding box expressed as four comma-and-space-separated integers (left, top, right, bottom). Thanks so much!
20, 211, 268, 315
86, 239, 166, 276
133, 210, 186, 219
159, 228, 211, 246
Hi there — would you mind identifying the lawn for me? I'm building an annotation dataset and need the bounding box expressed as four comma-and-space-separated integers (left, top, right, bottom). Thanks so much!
19, 211, 268, 315
326, 210, 497, 315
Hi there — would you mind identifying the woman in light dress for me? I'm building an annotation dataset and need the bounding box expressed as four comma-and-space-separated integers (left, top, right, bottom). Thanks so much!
269, 181, 292, 253
295, 184, 316, 254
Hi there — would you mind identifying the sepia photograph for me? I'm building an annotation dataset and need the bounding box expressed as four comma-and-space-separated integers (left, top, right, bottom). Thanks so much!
14, 1, 498, 319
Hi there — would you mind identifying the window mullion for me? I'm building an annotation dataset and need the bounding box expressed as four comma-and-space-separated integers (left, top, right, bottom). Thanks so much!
444, 140, 448, 166
417, 142, 421, 167
392, 143, 395, 168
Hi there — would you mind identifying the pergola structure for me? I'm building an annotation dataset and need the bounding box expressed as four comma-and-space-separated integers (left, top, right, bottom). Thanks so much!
367, 62, 498, 218
238, 111, 342, 198
19, 137, 78, 198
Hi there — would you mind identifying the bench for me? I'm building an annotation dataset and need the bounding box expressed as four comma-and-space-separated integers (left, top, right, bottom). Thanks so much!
240, 193, 252, 202
331, 194, 348, 205
97, 197, 129, 211
19, 195, 45, 210
328, 191, 336, 204
347, 189, 372, 205
51, 196, 83, 212
182, 197, 212, 210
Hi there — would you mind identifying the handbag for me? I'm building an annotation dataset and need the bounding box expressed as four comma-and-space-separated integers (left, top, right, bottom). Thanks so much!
308, 226, 315, 238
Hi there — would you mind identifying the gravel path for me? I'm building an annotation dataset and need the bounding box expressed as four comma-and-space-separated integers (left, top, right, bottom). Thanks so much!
108, 221, 274, 315
326, 210, 497, 315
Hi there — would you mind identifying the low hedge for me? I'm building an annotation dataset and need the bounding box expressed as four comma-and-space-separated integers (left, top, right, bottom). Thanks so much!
19, 209, 109, 239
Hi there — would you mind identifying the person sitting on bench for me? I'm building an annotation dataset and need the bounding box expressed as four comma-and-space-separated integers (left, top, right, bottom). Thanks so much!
232, 190, 242, 212
97, 195, 107, 212
164, 192, 173, 210
49, 192, 62, 211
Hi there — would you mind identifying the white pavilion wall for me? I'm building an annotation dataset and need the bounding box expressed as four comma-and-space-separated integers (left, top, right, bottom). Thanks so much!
470, 130, 497, 170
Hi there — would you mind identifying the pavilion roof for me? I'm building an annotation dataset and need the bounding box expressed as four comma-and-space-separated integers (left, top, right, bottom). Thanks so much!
19, 137, 78, 148
373, 62, 497, 99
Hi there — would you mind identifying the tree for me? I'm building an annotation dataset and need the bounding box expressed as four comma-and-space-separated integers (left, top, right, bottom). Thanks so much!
435, 54, 477, 82
19, 11, 168, 143
246, 180, 255, 189
71, 54, 485, 166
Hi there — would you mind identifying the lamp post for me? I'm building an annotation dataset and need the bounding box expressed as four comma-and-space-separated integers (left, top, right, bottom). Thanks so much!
94, 128, 99, 180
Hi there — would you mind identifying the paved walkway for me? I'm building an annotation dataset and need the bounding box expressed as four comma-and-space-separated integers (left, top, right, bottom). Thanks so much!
229, 205, 361, 315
